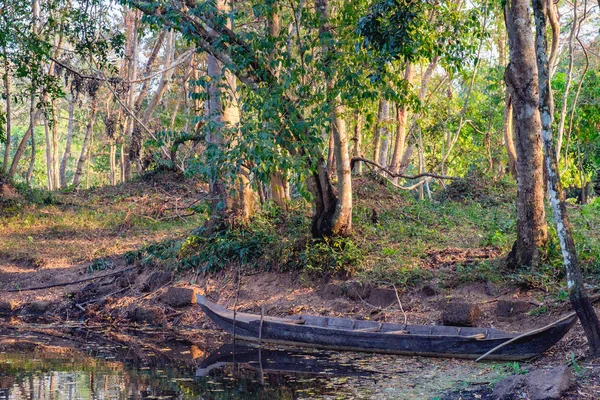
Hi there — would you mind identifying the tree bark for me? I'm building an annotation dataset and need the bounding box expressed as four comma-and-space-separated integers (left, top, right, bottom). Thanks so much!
73, 98, 98, 188
533, 0, 600, 355
504, 0, 548, 270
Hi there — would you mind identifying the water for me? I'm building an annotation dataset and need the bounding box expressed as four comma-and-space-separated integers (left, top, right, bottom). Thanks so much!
0, 331, 505, 399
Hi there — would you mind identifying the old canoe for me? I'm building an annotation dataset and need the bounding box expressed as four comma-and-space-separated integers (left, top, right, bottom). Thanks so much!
197, 295, 576, 361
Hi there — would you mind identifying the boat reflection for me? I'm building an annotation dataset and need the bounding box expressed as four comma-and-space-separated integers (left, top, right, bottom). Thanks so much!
196, 342, 376, 378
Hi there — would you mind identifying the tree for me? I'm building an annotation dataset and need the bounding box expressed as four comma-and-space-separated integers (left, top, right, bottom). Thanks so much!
532, 0, 600, 355
504, 0, 548, 270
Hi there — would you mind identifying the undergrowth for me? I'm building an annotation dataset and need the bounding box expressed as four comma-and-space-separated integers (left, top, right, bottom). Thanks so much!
125, 175, 600, 292
126, 203, 365, 276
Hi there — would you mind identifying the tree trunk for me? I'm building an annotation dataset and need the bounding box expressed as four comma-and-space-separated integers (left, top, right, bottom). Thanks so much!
133, 29, 175, 173
59, 94, 75, 188
315, 0, 352, 236
504, 0, 548, 270
352, 113, 362, 175
390, 63, 414, 183
51, 99, 60, 189
377, 100, 390, 168
327, 127, 335, 173
44, 118, 54, 191
2, 51, 11, 176
533, 0, 600, 355
503, 95, 518, 178
555, 0, 577, 162
109, 142, 116, 185
123, 9, 140, 180
26, 123, 36, 185
73, 98, 98, 188
204, 0, 256, 232
372, 100, 383, 162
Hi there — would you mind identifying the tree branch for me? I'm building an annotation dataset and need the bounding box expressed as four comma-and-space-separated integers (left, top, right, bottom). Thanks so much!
351, 157, 458, 180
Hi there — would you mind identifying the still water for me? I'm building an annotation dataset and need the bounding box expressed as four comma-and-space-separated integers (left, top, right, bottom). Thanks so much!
0, 332, 505, 399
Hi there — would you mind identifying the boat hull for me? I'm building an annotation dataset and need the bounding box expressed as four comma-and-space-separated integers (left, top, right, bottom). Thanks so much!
198, 295, 576, 361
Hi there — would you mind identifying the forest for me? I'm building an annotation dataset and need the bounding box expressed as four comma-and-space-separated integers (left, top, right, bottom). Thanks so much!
1, 0, 600, 398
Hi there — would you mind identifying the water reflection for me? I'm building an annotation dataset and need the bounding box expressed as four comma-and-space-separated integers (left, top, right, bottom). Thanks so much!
0, 339, 374, 399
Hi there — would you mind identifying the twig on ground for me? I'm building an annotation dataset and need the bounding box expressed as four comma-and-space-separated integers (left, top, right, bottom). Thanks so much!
6, 267, 137, 293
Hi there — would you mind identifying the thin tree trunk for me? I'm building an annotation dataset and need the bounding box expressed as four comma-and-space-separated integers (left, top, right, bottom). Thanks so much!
533, 0, 600, 355
352, 113, 362, 175
504, 0, 548, 270
109, 142, 116, 185
2, 50, 11, 175
556, 0, 577, 162
73, 98, 98, 188
59, 93, 75, 187
377, 100, 390, 167
390, 63, 414, 183
327, 128, 335, 172
133, 29, 175, 172
8, 0, 39, 181
372, 100, 382, 162
123, 9, 140, 180
44, 118, 54, 191
503, 95, 517, 178
204, 0, 256, 232
26, 123, 36, 185
51, 99, 60, 189
316, 0, 352, 236
439, 0, 489, 174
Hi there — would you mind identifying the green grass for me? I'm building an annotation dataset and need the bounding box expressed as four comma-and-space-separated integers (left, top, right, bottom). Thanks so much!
4, 171, 600, 294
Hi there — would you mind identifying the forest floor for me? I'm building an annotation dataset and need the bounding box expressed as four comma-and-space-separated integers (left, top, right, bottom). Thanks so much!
1, 171, 600, 398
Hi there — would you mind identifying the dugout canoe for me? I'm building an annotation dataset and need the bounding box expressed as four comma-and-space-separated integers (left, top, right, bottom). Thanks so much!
197, 295, 576, 361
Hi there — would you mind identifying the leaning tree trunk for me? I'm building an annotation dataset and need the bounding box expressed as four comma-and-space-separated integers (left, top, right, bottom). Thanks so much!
504, 0, 548, 270
73, 98, 98, 188
532, 0, 600, 355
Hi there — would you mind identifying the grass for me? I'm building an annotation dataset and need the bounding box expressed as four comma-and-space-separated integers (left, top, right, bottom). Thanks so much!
3, 171, 600, 294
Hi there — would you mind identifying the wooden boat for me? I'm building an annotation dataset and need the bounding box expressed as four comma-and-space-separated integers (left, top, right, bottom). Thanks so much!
197, 295, 577, 361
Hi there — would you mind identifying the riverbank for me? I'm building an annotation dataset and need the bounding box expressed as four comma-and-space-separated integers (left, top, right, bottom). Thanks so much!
2, 171, 600, 398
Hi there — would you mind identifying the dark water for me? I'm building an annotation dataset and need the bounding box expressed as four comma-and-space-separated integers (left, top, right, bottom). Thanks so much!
0, 333, 502, 399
